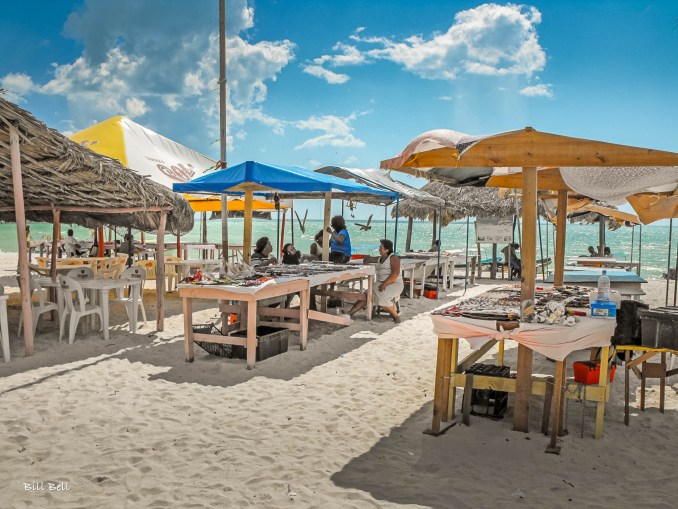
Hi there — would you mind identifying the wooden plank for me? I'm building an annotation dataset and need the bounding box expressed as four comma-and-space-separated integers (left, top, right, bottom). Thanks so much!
10, 126, 33, 356
440, 338, 452, 422
322, 192, 331, 262
554, 189, 568, 286
257, 321, 301, 331
192, 332, 247, 346
312, 289, 367, 301
243, 189, 253, 264
513, 345, 533, 432
457, 339, 498, 373
461, 374, 474, 426
299, 288, 309, 350
257, 307, 301, 318
447, 338, 459, 421
156, 211, 167, 331
541, 376, 554, 435
308, 309, 352, 326
246, 301, 257, 369
183, 297, 194, 362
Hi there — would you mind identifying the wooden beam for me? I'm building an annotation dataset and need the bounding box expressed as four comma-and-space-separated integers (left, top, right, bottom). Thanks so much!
50, 209, 60, 280
514, 165, 537, 432
322, 192, 331, 262
243, 190, 253, 264
554, 189, 568, 287
156, 211, 167, 331
0, 205, 168, 213
486, 167, 570, 191
10, 125, 33, 356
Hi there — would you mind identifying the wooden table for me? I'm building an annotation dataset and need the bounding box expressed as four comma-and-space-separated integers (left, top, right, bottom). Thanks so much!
616, 345, 678, 425
305, 265, 376, 324
179, 278, 310, 369
429, 315, 615, 453
173, 259, 223, 282
571, 257, 640, 274
544, 269, 647, 299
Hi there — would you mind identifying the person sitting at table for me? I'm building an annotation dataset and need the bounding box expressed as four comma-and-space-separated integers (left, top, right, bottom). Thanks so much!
347, 239, 403, 323
587, 246, 597, 257
281, 243, 302, 265
326, 215, 352, 264
429, 239, 440, 252
501, 242, 521, 279
309, 230, 324, 260
251, 236, 277, 266
604, 247, 612, 257
63, 229, 85, 257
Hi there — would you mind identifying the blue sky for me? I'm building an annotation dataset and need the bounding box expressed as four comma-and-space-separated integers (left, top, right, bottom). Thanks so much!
1, 0, 677, 220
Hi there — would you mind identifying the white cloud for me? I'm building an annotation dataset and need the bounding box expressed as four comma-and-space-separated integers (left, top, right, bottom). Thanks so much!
0, 73, 36, 102
306, 3, 546, 83
343, 155, 358, 165
438, 95, 453, 101
293, 113, 367, 150
520, 83, 553, 97
302, 64, 350, 84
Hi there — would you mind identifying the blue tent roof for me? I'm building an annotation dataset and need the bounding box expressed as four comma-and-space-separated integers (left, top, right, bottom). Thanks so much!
173, 160, 396, 199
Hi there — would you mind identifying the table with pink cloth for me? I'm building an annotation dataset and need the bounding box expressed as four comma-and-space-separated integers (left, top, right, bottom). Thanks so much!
428, 314, 616, 450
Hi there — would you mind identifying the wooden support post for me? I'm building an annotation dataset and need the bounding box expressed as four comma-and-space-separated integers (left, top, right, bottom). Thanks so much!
156, 211, 167, 332
554, 189, 568, 287
406, 216, 413, 252
50, 209, 60, 321
490, 243, 497, 279
477, 243, 482, 279
10, 125, 34, 356
515, 166, 537, 433
221, 194, 228, 270
243, 190, 253, 264
97, 226, 104, 257
322, 192, 331, 262
598, 219, 606, 257
546, 360, 565, 454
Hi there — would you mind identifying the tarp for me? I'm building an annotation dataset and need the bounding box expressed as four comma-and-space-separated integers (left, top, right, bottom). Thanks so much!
173, 160, 396, 201
315, 166, 445, 207
70, 116, 216, 189
184, 195, 283, 213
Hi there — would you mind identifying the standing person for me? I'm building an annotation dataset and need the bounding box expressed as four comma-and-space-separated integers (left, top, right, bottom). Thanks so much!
348, 239, 403, 323
501, 242, 521, 279
326, 215, 352, 264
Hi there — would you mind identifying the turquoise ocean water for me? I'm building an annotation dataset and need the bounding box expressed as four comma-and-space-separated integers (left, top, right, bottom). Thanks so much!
0, 218, 671, 279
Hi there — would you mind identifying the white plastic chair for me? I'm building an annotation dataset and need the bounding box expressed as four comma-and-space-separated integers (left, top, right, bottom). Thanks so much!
59, 275, 103, 344
112, 266, 147, 326
165, 256, 181, 291
17, 276, 59, 338
66, 266, 94, 280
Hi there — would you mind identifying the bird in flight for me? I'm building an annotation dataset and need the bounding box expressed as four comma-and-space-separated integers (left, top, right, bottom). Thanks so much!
354, 214, 373, 231
295, 209, 308, 234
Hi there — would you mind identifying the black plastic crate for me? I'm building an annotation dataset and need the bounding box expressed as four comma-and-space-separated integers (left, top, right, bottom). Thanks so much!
230, 327, 289, 361
463, 363, 514, 419
640, 307, 678, 350
192, 324, 233, 358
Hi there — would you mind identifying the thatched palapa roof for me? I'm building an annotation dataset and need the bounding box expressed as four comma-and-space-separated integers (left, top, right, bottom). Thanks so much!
0, 97, 194, 235
393, 181, 547, 226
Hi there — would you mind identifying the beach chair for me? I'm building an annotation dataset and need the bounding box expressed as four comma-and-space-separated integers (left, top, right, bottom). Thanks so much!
165, 256, 181, 291
58, 275, 103, 344
111, 266, 147, 327
133, 260, 156, 287
16, 276, 59, 339
66, 267, 94, 281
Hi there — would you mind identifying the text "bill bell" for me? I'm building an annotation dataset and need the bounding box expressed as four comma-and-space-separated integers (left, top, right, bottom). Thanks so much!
23, 481, 70, 491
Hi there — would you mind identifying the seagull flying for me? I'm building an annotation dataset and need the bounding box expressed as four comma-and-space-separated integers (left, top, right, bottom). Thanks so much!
354, 214, 373, 231
295, 209, 308, 234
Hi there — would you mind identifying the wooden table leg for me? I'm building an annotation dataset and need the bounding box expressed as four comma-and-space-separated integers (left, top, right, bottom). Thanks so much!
557, 360, 567, 437
594, 346, 609, 439
546, 360, 565, 454
497, 339, 505, 366
427, 337, 455, 436
447, 338, 459, 420
246, 300, 257, 369
513, 345, 533, 432
366, 277, 373, 320
183, 297, 194, 362
624, 349, 630, 426
299, 288, 309, 351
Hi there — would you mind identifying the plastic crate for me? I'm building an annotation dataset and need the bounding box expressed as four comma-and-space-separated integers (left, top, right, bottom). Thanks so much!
639, 307, 678, 349
573, 361, 616, 385
192, 324, 233, 358
463, 363, 514, 419
230, 327, 289, 361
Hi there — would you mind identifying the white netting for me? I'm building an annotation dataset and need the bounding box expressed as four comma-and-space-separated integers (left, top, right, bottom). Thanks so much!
560, 166, 678, 203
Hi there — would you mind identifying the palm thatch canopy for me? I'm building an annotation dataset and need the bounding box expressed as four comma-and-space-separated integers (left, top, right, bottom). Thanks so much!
393, 181, 546, 227
0, 97, 194, 235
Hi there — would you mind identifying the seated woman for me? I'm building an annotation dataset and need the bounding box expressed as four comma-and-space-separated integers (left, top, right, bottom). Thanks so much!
501, 242, 521, 279
281, 243, 302, 265
348, 239, 403, 323
326, 215, 352, 264
250, 236, 277, 266
308, 230, 324, 260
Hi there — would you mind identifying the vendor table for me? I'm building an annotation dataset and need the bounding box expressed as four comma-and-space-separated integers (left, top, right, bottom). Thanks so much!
173, 259, 223, 282
544, 270, 647, 299
616, 345, 678, 426
429, 314, 615, 452
179, 278, 309, 369
305, 264, 375, 324
571, 257, 640, 274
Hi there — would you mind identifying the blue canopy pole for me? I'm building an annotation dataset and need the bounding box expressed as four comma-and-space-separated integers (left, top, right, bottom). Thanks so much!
394, 193, 400, 253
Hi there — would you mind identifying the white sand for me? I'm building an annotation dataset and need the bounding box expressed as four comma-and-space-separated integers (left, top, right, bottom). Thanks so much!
2, 252, 678, 508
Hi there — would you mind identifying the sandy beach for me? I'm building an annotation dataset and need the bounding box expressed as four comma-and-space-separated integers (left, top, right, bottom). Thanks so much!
2, 251, 678, 508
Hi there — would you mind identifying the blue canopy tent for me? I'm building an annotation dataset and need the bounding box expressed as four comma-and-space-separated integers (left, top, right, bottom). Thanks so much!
173, 161, 395, 263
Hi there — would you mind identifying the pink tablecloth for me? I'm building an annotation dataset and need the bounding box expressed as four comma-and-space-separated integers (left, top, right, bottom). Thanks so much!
431, 315, 615, 361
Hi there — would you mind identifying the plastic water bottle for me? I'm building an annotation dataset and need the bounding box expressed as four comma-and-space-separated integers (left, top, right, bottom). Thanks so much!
597, 270, 610, 301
